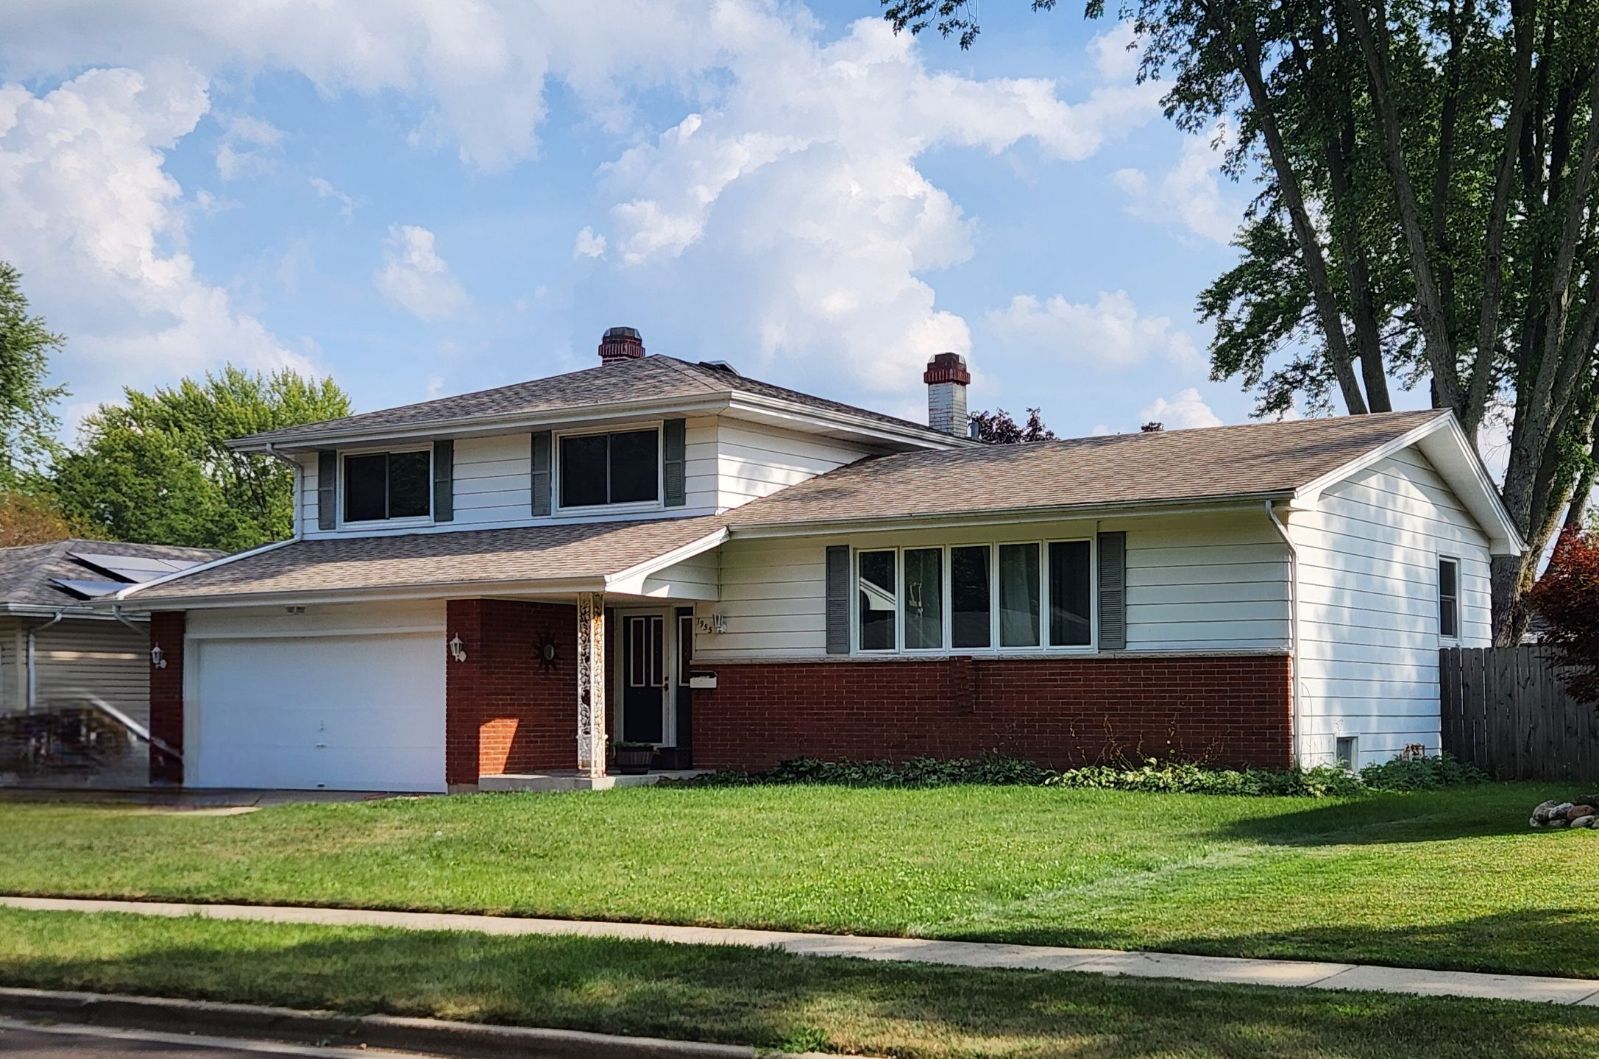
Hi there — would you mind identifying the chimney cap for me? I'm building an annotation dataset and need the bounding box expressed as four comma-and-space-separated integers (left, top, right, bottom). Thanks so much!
1140, 421, 1164, 433
599, 326, 645, 363
923, 352, 971, 386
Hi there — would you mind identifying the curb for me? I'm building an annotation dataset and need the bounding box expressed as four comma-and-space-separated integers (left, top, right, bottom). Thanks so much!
0, 986, 828, 1058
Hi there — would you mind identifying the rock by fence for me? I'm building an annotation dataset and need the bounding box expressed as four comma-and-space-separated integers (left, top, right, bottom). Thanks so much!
1441, 646, 1599, 782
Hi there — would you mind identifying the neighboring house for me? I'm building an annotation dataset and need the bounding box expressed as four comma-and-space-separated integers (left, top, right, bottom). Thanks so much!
111, 328, 1523, 792
0, 539, 220, 786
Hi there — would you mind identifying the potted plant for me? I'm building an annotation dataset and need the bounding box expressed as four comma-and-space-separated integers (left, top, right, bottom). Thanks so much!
612, 742, 655, 775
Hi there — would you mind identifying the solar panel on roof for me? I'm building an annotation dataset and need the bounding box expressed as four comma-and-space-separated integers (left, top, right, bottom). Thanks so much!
51, 578, 128, 599
70, 551, 200, 583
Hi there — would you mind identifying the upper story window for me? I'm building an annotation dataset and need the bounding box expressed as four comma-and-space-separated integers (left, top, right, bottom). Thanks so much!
558, 427, 660, 509
1438, 556, 1459, 639
856, 538, 1093, 654
344, 449, 430, 523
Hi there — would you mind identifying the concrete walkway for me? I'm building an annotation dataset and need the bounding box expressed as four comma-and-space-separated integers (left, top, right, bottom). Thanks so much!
6, 895, 1598, 1007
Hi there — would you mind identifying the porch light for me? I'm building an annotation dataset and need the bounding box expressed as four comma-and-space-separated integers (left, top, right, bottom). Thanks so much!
150, 644, 167, 669
448, 633, 468, 663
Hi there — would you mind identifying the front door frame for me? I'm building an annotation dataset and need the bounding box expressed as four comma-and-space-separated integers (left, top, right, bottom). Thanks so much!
611, 605, 677, 747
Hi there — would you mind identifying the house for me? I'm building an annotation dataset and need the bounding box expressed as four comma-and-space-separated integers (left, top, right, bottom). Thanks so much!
109, 328, 1523, 792
0, 539, 220, 786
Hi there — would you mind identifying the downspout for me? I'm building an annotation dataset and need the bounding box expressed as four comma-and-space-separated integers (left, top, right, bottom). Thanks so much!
26, 610, 65, 712
263, 442, 304, 540
1264, 500, 1302, 767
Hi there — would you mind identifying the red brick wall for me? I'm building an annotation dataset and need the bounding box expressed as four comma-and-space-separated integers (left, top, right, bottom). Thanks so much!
445, 599, 577, 784
148, 611, 186, 784
692, 654, 1292, 771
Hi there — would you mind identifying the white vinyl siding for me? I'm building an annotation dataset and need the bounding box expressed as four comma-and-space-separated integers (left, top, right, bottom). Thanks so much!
694, 511, 1291, 661
1291, 449, 1493, 767
299, 415, 860, 538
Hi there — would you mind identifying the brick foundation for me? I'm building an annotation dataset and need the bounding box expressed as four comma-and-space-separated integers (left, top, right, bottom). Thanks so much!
445, 599, 578, 784
148, 611, 186, 784
691, 654, 1293, 771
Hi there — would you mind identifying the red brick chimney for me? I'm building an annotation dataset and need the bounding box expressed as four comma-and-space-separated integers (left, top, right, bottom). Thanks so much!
599, 326, 645, 364
923, 352, 971, 435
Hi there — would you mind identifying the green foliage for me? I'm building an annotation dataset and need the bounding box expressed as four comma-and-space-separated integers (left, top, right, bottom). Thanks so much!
54, 367, 350, 551
0, 489, 85, 547
1528, 528, 1599, 711
0, 262, 68, 486
1358, 753, 1489, 791
684, 753, 1487, 797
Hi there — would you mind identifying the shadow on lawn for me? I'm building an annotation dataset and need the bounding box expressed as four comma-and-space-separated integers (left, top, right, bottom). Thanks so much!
3, 925, 1597, 1059
945, 907, 1599, 982
1213, 787, 1547, 846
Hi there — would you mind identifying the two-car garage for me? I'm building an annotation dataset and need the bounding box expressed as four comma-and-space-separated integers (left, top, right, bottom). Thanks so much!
184, 603, 447, 792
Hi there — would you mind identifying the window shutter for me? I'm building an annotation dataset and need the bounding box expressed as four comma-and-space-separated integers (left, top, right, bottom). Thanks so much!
317, 450, 337, 530
825, 545, 850, 655
1097, 531, 1127, 651
663, 418, 686, 507
530, 431, 552, 516
432, 440, 454, 522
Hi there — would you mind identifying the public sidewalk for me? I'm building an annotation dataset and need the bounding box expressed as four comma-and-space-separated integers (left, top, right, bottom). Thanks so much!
5, 895, 1597, 1006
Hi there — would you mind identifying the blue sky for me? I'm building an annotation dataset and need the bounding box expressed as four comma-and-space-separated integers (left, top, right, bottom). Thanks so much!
0, 0, 1415, 441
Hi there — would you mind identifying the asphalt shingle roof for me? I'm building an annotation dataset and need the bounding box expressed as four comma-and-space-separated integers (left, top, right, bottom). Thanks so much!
0, 539, 222, 610
234, 355, 946, 448
127, 410, 1451, 604
126, 517, 726, 603
725, 409, 1450, 526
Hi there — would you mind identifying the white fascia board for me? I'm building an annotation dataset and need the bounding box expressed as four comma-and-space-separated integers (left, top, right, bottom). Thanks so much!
604, 528, 729, 595
723, 395, 973, 452
0, 603, 122, 620
727, 497, 1292, 539
113, 576, 610, 612
1293, 411, 1524, 556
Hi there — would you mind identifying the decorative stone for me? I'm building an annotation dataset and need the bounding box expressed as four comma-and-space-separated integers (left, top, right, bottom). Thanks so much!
1532, 800, 1561, 823
1530, 817, 1544, 828
1567, 805, 1595, 820
1550, 817, 1568, 828
1554, 802, 1575, 816
1570, 816, 1596, 829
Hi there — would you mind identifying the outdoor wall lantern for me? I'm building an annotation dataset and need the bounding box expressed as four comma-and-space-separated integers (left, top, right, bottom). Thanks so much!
150, 644, 167, 669
536, 631, 560, 672
448, 633, 468, 663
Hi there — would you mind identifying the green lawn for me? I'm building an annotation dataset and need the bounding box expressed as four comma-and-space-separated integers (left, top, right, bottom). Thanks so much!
2, 908, 1596, 1059
0, 783, 1593, 978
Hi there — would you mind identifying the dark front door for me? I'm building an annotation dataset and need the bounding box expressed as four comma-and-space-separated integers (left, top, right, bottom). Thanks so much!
622, 613, 665, 744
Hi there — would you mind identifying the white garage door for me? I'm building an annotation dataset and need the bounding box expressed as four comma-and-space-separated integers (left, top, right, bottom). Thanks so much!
192, 633, 446, 792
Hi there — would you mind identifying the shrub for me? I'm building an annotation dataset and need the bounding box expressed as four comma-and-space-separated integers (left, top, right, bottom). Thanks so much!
1359, 753, 1488, 791
673, 753, 1487, 797
1528, 528, 1599, 713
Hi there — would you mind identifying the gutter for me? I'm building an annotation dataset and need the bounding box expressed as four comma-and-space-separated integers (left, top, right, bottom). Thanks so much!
1263, 500, 1303, 767
25, 610, 65, 712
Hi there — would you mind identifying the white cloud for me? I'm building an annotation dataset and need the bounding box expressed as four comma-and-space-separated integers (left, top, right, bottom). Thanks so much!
1139, 388, 1223, 430
309, 176, 356, 220
1089, 21, 1141, 82
0, 66, 306, 414
1112, 122, 1241, 245
214, 113, 284, 181
572, 226, 607, 259
986, 290, 1201, 368
374, 224, 468, 321
585, 15, 1161, 399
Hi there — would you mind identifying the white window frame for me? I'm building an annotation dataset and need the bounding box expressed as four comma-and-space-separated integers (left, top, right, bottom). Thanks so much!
338, 443, 434, 529
552, 422, 665, 515
851, 537, 1097, 656
1438, 554, 1460, 642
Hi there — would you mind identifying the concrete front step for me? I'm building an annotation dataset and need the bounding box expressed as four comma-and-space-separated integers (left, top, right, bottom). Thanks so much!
478, 770, 709, 792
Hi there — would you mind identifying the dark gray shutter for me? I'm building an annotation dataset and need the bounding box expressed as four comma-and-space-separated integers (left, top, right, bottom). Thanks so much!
663, 418, 686, 507
317, 450, 337, 530
530, 431, 552, 516
432, 440, 454, 522
825, 545, 850, 655
1097, 531, 1127, 651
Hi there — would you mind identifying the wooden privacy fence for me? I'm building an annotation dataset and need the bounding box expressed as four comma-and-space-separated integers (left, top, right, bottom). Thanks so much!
1440, 646, 1599, 782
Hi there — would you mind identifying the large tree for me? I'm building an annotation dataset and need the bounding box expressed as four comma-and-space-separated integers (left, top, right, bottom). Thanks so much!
884, 0, 1599, 643
0, 262, 68, 487
55, 368, 351, 552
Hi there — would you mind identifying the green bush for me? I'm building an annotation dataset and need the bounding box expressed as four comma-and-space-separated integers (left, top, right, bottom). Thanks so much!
675, 752, 1489, 798
1359, 753, 1488, 791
